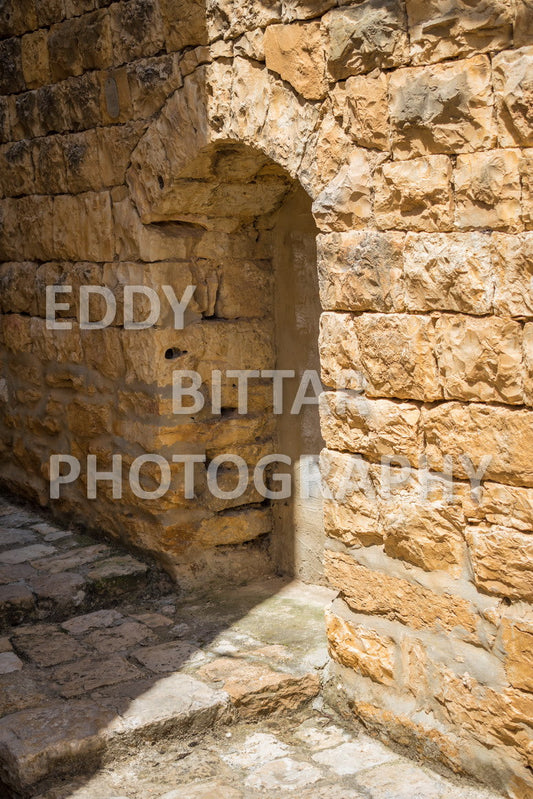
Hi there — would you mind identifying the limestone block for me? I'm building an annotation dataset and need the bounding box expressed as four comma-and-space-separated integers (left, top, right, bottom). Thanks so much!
195, 507, 272, 548
0, 38, 24, 93
323, 1, 409, 80
32, 135, 68, 194
375, 155, 453, 232
515, 1, 533, 46
30, 318, 83, 365
109, 0, 164, 63
2, 315, 32, 354
0, 0, 37, 36
383, 500, 466, 577
264, 22, 327, 100
389, 56, 495, 159
317, 231, 404, 312
0, 141, 34, 197
21, 29, 50, 88
435, 315, 525, 405
466, 525, 533, 602
326, 611, 396, 686
298, 109, 354, 198
127, 53, 182, 117
339, 72, 390, 151
206, 0, 281, 40
63, 129, 100, 193
493, 47, 533, 148
49, 11, 113, 81
234, 29, 266, 60
403, 233, 493, 314
320, 449, 382, 547
405, 0, 513, 64
53, 192, 114, 261
501, 617, 533, 692
492, 233, 533, 317
0, 196, 54, 261
462, 480, 533, 533
324, 551, 481, 638
423, 402, 533, 487
520, 150, 533, 229
320, 312, 441, 401
0, 262, 39, 316
312, 150, 373, 232
282, 0, 335, 22
523, 323, 533, 407
454, 150, 522, 232
160, 0, 207, 51
319, 392, 422, 461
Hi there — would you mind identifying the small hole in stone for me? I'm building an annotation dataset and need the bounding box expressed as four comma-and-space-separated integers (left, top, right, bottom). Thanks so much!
158, 175, 165, 189
502, 597, 512, 606
165, 347, 186, 360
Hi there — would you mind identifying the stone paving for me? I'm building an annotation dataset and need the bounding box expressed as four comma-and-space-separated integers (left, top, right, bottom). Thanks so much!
0, 495, 504, 798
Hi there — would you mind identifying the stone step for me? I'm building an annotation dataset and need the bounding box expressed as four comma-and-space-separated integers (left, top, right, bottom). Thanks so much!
0, 502, 171, 630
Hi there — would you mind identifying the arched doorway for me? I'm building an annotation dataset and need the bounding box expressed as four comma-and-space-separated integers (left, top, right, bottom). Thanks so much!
130, 140, 324, 583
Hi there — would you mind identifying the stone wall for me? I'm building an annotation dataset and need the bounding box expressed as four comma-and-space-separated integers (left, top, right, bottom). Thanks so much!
0, 0, 532, 795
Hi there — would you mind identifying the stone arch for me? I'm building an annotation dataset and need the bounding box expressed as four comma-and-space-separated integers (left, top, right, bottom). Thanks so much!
125, 79, 326, 584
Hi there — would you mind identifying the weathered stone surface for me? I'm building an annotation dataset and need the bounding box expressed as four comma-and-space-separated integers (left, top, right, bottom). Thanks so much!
317, 231, 404, 312
336, 73, 390, 151
389, 56, 495, 159
403, 233, 493, 314
312, 150, 373, 232
326, 611, 396, 685
423, 402, 533, 486
501, 616, 533, 693
324, 551, 481, 638
160, 0, 207, 51
263, 22, 327, 100
383, 500, 466, 577
323, 1, 409, 79
375, 155, 453, 232
466, 525, 533, 602
319, 395, 422, 460
53, 653, 143, 698
454, 149, 522, 232
20, 30, 49, 89
492, 233, 533, 316
320, 312, 441, 401
435, 315, 525, 404
197, 657, 319, 716
515, 1, 533, 47
493, 47, 533, 148
405, 0, 513, 64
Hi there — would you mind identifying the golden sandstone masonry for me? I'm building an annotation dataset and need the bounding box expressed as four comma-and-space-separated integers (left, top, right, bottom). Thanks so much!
0, 0, 532, 796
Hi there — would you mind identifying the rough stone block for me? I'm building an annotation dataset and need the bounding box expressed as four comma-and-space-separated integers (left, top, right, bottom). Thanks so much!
435, 315, 525, 404
521, 150, 533, 230
405, 0, 513, 64
0, 38, 25, 94
21, 29, 50, 88
264, 21, 327, 100
515, 1, 533, 46
319, 393, 422, 461
492, 233, 533, 316
339, 72, 390, 150
454, 150, 522, 232
324, 550, 481, 638
323, 1, 409, 79
403, 233, 493, 314
320, 312, 442, 401
423, 402, 533, 487
53, 192, 114, 261
375, 155, 453, 232
326, 610, 396, 686
0, 141, 35, 197
317, 231, 404, 312
383, 500, 466, 576
389, 56, 495, 159
110, 0, 165, 63
493, 47, 533, 148
466, 525, 533, 602
501, 617, 533, 692
312, 150, 373, 232
160, 0, 207, 50
12, 625, 88, 666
